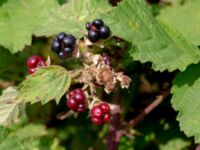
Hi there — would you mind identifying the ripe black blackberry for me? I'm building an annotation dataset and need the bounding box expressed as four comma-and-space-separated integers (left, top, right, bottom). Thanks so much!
88, 30, 100, 43
92, 19, 104, 29
51, 32, 77, 59
86, 19, 111, 43
99, 25, 110, 39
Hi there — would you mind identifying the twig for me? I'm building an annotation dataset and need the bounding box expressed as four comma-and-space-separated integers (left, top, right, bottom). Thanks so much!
129, 90, 170, 128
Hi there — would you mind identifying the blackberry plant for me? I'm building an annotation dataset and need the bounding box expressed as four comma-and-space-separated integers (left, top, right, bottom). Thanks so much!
0, 0, 200, 150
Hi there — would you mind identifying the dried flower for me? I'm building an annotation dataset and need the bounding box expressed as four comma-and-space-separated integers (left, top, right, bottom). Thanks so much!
116, 72, 131, 88
96, 66, 116, 93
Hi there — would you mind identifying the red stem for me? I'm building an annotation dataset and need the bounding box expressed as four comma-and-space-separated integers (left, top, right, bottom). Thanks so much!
107, 87, 124, 150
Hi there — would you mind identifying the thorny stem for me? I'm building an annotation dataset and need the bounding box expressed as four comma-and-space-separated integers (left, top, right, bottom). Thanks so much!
107, 86, 124, 150
106, 89, 170, 150
129, 90, 171, 128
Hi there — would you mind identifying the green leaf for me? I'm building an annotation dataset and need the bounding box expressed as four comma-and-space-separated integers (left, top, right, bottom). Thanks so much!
0, 126, 9, 143
159, 0, 200, 45
171, 63, 200, 142
50, 138, 65, 150
0, 124, 47, 150
102, 0, 200, 71
35, 0, 112, 38
0, 87, 25, 126
119, 136, 134, 150
16, 124, 47, 140
0, 124, 64, 150
0, 0, 60, 53
159, 138, 190, 150
17, 65, 71, 105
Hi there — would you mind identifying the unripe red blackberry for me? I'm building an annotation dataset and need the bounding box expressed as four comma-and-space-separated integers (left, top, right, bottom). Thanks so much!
90, 102, 111, 125
27, 56, 46, 74
66, 88, 87, 112
91, 106, 103, 119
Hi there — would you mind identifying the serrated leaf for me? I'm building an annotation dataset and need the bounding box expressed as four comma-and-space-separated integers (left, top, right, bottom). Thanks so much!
35, 0, 112, 38
0, 87, 24, 126
102, 0, 200, 71
17, 65, 71, 105
0, 0, 60, 53
159, 0, 200, 45
171, 63, 200, 142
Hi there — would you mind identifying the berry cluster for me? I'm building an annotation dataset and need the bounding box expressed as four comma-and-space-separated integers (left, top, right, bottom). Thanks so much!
86, 19, 111, 43
90, 103, 111, 125
27, 56, 46, 74
51, 32, 77, 59
66, 88, 86, 112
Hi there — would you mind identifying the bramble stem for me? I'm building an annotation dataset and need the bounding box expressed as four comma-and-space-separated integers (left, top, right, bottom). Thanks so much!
129, 90, 170, 128
107, 87, 124, 150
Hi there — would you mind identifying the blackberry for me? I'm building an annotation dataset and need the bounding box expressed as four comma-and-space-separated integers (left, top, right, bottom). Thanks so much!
91, 106, 103, 119
57, 32, 67, 41
27, 56, 40, 68
92, 19, 104, 29
63, 35, 76, 46
86, 19, 111, 43
67, 98, 78, 111
88, 30, 100, 43
103, 114, 111, 122
90, 102, 111, 125
99, 25, 110, 39
51, 32, 77, 59
63, 47, 73, 54
51, 40, 61, 53
27, 56, 46, 74
66, 88, 87, 112
86, 22, 92, 31
99, 102, 110, 113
